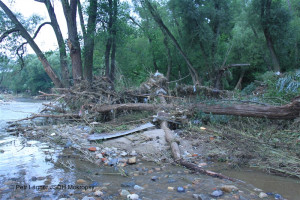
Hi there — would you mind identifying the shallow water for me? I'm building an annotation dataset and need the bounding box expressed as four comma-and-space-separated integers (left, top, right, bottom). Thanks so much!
0, 99, 298, 199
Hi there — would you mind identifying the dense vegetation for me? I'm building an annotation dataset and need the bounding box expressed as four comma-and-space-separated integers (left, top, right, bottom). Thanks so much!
0, 0, 299, 98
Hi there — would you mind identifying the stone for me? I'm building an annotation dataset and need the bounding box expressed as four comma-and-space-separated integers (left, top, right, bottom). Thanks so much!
211, 190, 223, 197
259, 192, 268, 198
94, 190, 103, 196
168, 187, 174, 191
130, 150, 137, 156
274, 194, 282, 199
177, 187, 185, 193
127, 194, 139, 200
151, 176, 158, 181
128, 157, 137, 164
168, 179, 176, 183
121, 181, 135, 187
76, 179, 87, 184
108, 158, 119, 166
120, 189, 130, 196
221, 185, 238, 193
31, 176, 37, 181
90, 182, 99, 187
134, 185, 144, 190
81, 197, 95, 200
95, 154, 103, 159
193, 194, 211, 200
120, 151, 128, 156
88, 147, 97, 152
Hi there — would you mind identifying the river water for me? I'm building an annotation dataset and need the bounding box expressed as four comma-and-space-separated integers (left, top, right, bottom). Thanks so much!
0, 99, 299, 200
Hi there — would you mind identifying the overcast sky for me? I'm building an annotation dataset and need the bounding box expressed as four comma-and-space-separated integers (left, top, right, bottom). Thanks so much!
2, 0, 69, 53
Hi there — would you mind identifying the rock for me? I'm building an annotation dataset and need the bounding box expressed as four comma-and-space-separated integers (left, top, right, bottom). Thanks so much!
211, 190, 223, 197
134, 185, 144, 190
76, 179, 87, 184
127, 194, 139, 200
128, 157, 137, 164
254, 188, 263, 192
168, 187, 174, 191
90, 182, 99, 187
120, 151, 128, 156
0, 149, 4, 153
95, 153, 103, 159
121, 181, 135, 187
192, 194, 211, 200
130, 150, 137, 156
120, 189, 130, 196
274, 194, 282, 199
31, 176, 37, 181
65, 140, 72, 148
81, 197, 95, 200
259, 192, 268, 198
177, 187, 185, 193
94, 190, 103, 196
88, 147, 97, 152
151, 176, 158, 181
45, 156, 52, 161
221, 185, 238, 193
108, 158, 119, 166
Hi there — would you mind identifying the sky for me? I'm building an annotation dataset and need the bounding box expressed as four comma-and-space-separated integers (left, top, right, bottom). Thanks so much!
2, 0, 69, 53
1, 0, 133, 55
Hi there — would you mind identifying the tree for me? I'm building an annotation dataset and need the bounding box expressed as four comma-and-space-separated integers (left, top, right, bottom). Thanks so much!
61, 0, 83, 84
35, 0, 70, 87
78, 0, 97, 84
0, 0, 64, 88
141, 0, 200, 85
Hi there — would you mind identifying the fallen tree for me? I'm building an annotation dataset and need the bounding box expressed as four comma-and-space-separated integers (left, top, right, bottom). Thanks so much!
92, 98, 300, 120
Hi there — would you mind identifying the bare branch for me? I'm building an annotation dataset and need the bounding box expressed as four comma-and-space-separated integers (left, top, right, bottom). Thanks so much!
0, 28, 19, 43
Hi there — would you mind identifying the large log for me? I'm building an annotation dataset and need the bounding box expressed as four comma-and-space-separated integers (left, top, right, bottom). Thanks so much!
92, 99, 300, 120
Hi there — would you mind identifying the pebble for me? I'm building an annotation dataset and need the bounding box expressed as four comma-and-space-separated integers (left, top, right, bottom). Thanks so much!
120, 151, 128, 156
275, 194, 282, 199
88, 147, 97, 152
193, 194, 210, 200
90, 182, 99, 187
130, 150, 137, 156
168, 187, 174, 191
177, 186, 185, 193
128, 157, 137, 164
31, 176, 37, 181
121, 181, 135, 187
168, 179, 176, 183
108, 158, 119, 166
45, 156, 52, 161
0, 149, 4, 153
95, 153, 103, 159
76, 179, 87, 184
151, 176, 158, 181
134, 185, 144, 190
259, 192, 268, 198
120, 189, 130, 196
221, 185, 238, 193
127, 194, 139, 200
211, 190, 223, 197
94, 190, 103, 196
81, 197, 95, 200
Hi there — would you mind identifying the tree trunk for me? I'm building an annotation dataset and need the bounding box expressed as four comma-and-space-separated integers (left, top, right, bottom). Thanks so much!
61, 0, 83, 84
105, 0, 113, 79
163, 35, 172, 82
80, 0, 97, 84
260, 0, 281, 72
42, 0, 70, 87
109, 0, 118, 83
93, 98, 300, 120
235, 68, 245, 90
0, 1, 64, 88
142, 0, 200, 85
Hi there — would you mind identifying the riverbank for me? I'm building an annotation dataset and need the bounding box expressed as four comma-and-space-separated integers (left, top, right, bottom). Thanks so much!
1, 98, 300, 199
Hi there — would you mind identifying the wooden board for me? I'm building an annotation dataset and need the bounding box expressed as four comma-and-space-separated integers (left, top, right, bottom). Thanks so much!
88, 122, 155, 141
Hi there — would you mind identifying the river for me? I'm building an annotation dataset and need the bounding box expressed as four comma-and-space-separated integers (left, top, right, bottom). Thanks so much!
0, 99, 299, 200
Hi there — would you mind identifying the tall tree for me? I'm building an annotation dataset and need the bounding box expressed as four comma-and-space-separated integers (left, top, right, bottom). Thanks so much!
78, 0, 97, 84
61, 0, 83, 84
0, 0, 64, 88
35, 0, 70, 87
141, 0, 200, 85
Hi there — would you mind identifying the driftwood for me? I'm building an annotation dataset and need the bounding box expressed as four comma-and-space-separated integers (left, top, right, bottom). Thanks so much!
92, 98, 300, 120
158, 95, 235, 181
14, 114, 80, 122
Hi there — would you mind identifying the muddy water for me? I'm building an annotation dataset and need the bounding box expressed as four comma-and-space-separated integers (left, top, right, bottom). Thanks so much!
0, 99, 298, 200
212, 166, 300, 200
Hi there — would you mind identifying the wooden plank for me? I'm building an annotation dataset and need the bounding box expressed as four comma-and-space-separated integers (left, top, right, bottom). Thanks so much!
88, 122, 155, 141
